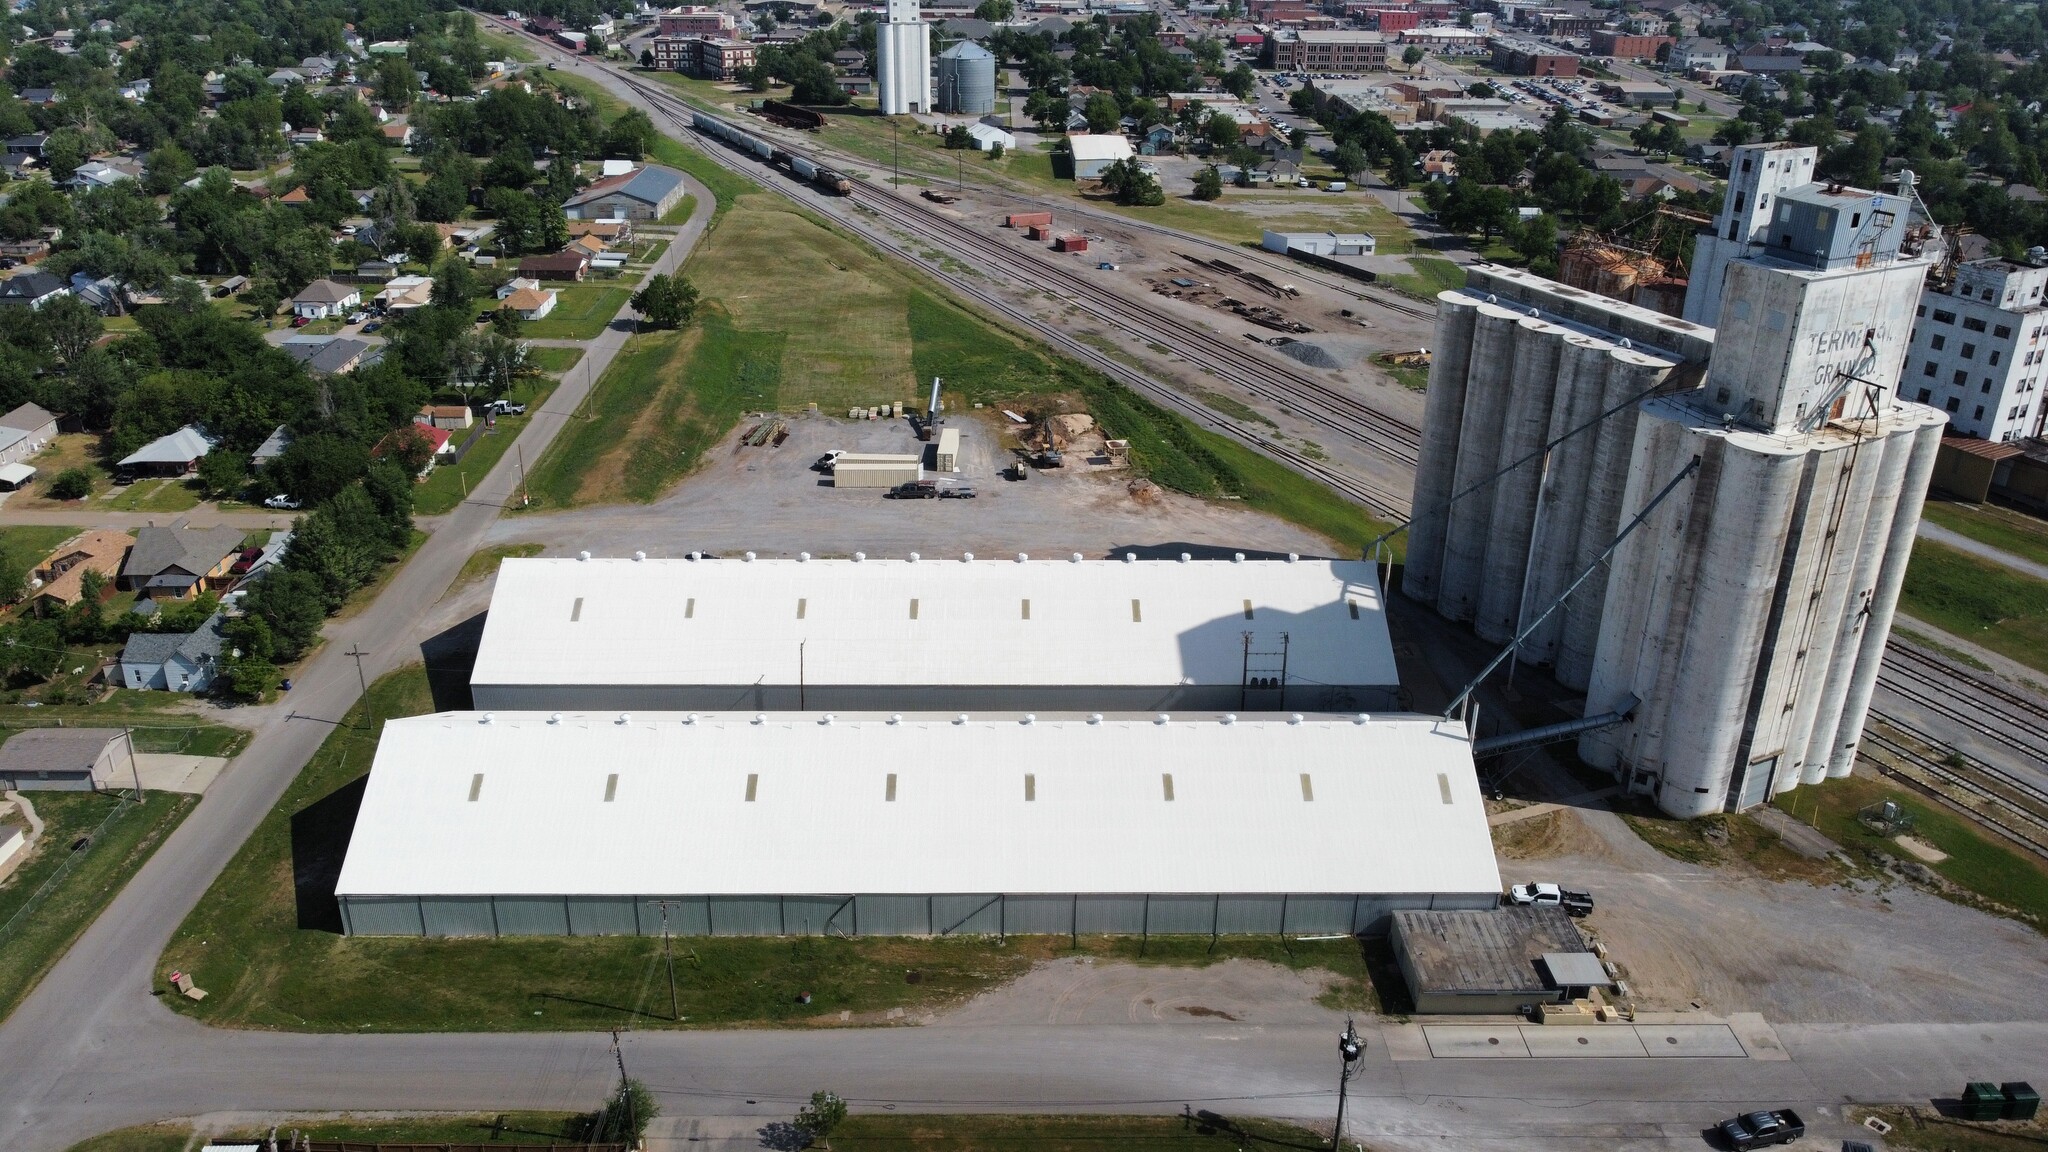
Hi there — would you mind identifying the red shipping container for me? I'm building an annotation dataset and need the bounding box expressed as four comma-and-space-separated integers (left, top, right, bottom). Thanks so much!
1006, 211, 1054, 228
1027, 225, 1051, 240
1055, 235, 1089, 252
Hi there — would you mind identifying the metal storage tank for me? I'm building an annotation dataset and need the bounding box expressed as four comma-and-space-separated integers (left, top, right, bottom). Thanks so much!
935, 40, 997, 116
1473, 316, 1565, 645
1434, 302, 1523, 623
1399, 290, 1479, 605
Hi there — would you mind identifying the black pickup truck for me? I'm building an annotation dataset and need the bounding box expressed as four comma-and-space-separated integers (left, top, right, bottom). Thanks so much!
1718, 1109, 1804, 1150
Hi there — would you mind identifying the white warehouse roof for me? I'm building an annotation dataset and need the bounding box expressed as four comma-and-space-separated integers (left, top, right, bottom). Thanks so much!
469, 556, 1398, 699
1066, 133, 1135, 163
335, 712, 1501, 899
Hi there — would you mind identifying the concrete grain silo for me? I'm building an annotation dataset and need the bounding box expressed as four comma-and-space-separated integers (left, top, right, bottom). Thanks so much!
936, 40, 997, 116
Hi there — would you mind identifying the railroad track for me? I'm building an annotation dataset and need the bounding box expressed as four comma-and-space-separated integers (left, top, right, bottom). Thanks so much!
618, 74, 1415, 515
1863, 715, 2048, 861
1877, 641, 2048, 769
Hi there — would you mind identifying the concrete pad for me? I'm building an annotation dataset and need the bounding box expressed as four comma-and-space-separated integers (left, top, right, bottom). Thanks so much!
1520, 1026, 1650, 1058
132, 754, 228, 795
1379, 1022, 1432, 1062
1635, 1023, 1747, 1057
1728, 1012, 1792, 1061
1423, 1026, 1530, 1057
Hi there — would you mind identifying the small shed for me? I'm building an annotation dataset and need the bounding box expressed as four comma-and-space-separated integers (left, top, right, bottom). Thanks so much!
831, 453, 922, 488
0, 462, 36, 490
1389, 906, 1591, 1014
934, 428, 960, 472
1054, 234, 1090, 253
0, 728, 127, 791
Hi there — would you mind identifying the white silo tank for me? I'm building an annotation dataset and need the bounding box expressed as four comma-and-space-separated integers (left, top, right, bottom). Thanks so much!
936, 41, 997, 116
1473, 316, 1565, 645
1401, 290, 1481, 606
1435, 302, 1523, 623
1512, 331, 1613, 665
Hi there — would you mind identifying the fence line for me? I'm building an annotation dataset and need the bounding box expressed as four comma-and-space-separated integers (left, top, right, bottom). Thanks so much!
0, 793, 138, 945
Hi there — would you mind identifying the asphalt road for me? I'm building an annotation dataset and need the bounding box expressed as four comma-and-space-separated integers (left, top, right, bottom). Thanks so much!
0, 175, 712, 1152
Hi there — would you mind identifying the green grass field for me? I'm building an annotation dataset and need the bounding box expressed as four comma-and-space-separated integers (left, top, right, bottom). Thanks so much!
1921, 499, 2048, 569
67, 1114, 589, 1152
412, 383, 558, 517
517, 285, 633, 340
1899, 539, 2048, 675
158, 666, 1381, 1031
1851, 1107, 2048, 1152
0, 790, 196, 1024
100, 478, 202, 513
827, 1114, 1331, 1151
0, 525, 85, 569
458, 542, 546, 586
1379, 256, 1467, 300
524, 345, 586, 374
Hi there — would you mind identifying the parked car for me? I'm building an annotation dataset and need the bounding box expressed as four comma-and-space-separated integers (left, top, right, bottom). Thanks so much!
1327, 180, 1348, 192
887, 480, 941, 499
347, 311, 367, 324
938, 485, 977, 499
289, 315, 311, 327
362, 321, 382, 333
263, 494, 302, 509
486, 399, 526, 415
229, 546, 264, 575
1507, 882, 1563, 906
812, 449, 846, 472
1718, 1110, 1804, 1150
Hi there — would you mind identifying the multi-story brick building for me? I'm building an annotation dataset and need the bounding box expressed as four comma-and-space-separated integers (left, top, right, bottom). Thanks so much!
650, 35, 758, 80
1362, 8, 1422, 32
1280, 29, 1388, 72
1590, 30, 1676, 59
657, 5, 738, 36
1489, 36, 1579, 75
1906, 258, 2048, 442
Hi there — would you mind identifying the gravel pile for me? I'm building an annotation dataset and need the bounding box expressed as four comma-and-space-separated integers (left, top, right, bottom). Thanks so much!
1273, 339, 1343, 369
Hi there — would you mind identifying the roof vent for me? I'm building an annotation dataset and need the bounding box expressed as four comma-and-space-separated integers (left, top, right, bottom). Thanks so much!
549, 713, 563, 724
1233, 552, 1245, 562
1287, 553, 1298, 563
633, 551, 646, 561
754, 713, 766, 724
1156, 713, 1171, 724
963, 552, 975, 562
1354, 713, 1371, 724
1620, 338, 1633, 349
1017, 552, 1028, 562
1088, 713, 1103, 724
1222, 713, 1236, 725
481, 713, 494, 724
821, 713, 834, 725
744, 551, 756, 562
1022, 714, 1035, 725
617, 713, 631, 725
578, 550, 591, 561
1124, 552, 1136, 562
1071, 552, 1082, 563
853, 552, 865, 562
689, 551, 701, 561
1288, 713, 1303, 725
686, 713, 698, 724
889, 713, 903, 724
799, 551, 811, 562
955, 713, 969, 724
1178, 552, 1191, 562
908, 552, 920, 562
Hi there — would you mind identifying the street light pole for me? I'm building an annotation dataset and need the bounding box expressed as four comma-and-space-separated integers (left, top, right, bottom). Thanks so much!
1332, 1017, 1364, 1152
653, 899, 681, 1021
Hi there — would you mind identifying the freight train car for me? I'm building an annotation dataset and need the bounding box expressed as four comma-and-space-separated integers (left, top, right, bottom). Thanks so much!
813, 167, 852, 195
761, 99, 826, 130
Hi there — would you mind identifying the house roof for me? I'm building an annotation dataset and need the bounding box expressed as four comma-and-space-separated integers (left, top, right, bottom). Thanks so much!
251, 424, 293, 462
120, 613, 229, 671
563, 164, 685, 210
1941, 434, 2027, 462
0, 271, 66, 301
293, 278, 357, 304
0, 728, 122, 777
118, 424, 219, 467
119, 525, 244, 582
1068, 134, 1135, 163
0, 401, 55, 432
518, 252, 589, 274
502, 287, 555, 311
283, 337, 375, 375
34, 530, 134, 604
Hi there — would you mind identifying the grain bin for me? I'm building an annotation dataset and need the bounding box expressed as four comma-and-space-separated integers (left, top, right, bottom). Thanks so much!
936, 41, 997, 116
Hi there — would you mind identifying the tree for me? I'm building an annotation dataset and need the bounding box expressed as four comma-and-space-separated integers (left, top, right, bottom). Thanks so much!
1331, 142, 1367, 179
1098, 158, 1165, 206
1025, 89, 1068, 132
1083, 91, 1122, 134
1223, 64, 1256, 101
217, 655, 281, 702
586, 1079, 658, 1146
794, 1091, 847, 1147
239, 568, 327, 661
944, 124, 974, 149
640, 48, 655, 68
1713, 118, 1755, 147
989, 142, 1005, 160
974, 0, 1014, 18
374, 56, 419, 111
604, 109, 659, 159
631, 274, 701, 330
1202, 112, 1239, 151
1402, 45, 1425, 67
1513, 212, 1558, 264
48, 468, 93, 500
1192, 165, 1223, 200
37, 295, 103, 366
197, 451, 249, 500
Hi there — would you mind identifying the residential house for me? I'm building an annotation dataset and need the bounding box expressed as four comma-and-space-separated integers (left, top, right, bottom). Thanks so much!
69, 271, 126, 316
250, 424, 293, 468
1675, 36, 1726, 71
566, 219, 631, 245
376, 422, 454, 477
500, 285, 558, 320
118, 525, 243, 600
562, 164, 687, 221
68, 158, 144, 189
0, 401, 58, 446
356, 260, 401, 280
292, 279, 362, 320
567, 234, 609, 261
278, 186, 314, 206
0, 152, 38, 177
0, 271, 67, 310
17, 89, 61, 107
230, 530, 294, 588
517, 251, 590, 281
283, 336, 379, 376
1138, 124, 1177, 155
115, 424, 219, 480
0, 239, 51, 265
4, 133, 47, 157
30, 530, 134, 609
118, 613, 229, 692
381, 120, 414, 147
416, 405, 474, 431
374, 275, 434, 311
0, 729, 127, 791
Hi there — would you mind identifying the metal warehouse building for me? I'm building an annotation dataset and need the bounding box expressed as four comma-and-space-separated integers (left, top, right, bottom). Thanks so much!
468, 556, 1401, 713
335, 712, 1501, 937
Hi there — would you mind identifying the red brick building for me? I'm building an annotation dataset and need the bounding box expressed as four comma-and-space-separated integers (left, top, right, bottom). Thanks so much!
650, 35, 758, 80
1590, 30, 1677, 59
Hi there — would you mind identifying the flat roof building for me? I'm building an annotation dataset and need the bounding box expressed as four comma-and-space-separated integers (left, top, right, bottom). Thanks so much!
468, 556, 1400, 713
1390, 906, 1597, 1013
335, 711, 1502, 937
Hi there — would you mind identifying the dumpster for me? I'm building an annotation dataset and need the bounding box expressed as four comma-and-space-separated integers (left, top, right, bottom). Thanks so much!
2003, 1082, 2040, 1121
1963, 1082, 2006, 1121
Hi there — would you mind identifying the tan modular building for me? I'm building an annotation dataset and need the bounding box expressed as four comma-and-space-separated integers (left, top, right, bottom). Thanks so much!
831, 454, 922, 488
935, 428, 960, 472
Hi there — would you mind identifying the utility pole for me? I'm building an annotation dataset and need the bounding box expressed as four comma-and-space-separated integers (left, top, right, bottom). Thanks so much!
653, 899, 681, 1020
517, 444, 531, 506
123, 726, 142, 801
1332, 1017, 1364, 1152
610, 1027, 635, 1142
892, 118, 900, 188
344, 645, 369, 697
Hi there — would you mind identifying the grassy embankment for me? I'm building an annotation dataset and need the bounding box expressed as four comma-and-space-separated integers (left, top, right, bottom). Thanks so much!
157, 666, 1381, 1031
1920, 499, 2048, 568
1898, 539, 2048, 676
65, 1114, 588, 1152
0, 790, 196, 1024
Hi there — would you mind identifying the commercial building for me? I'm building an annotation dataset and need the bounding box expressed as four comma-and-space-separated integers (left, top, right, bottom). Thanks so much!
876, 0, 933, 114
935, 40, 996, 115
1067, 133, 1135, 180
1590, 31, 1675, 59
334, 711, 1502, 937
649, 35, 758, 80
1262, 230, 1377, 257
469, 556, 1400, 713
563, 165, 688, 221
1405, 143, 1947, 817
1280, 30, 1389, 73
1390, 907, 1599, 1013
657, 5, 737, 35
1598, 80, 1679, 107
1902, 256, 2048, 442
0, 729, 129, 791
1362, 7, 1420, 32
1490, 37, 1579, 76
1682, 142, 1816, 328
1397, 26, 1489, 54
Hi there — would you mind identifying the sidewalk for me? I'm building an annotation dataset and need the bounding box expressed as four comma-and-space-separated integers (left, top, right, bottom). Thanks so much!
1918, 519, 2048, 582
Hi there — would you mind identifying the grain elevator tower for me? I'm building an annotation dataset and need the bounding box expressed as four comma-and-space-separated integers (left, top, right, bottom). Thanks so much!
1405, 169, 1947, 818
877, 0, 934, 115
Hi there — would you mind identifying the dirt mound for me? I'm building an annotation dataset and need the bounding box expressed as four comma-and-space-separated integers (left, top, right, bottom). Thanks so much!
1127, 478, 1162, 504
1273, 339, 1344, 369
